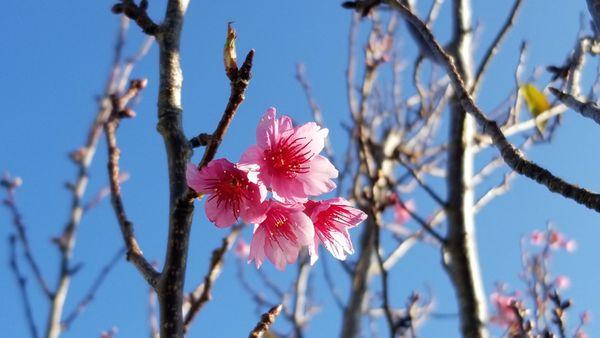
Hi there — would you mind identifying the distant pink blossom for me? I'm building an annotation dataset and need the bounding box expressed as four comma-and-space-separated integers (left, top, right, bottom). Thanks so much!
239, 108, 338, 202
529, 229, 577, 252
581, 311, 592, 324
554, 275, 571, 290
234, 238, 251, 259
186, 159, 266, 228
393, 199, 415, 226
248, 201, 314, 271
564, 239, 577, 252
575, 332, 589, 338
489, 292, 519, 329
530, 230, 545, 246
304, 198, 367, 264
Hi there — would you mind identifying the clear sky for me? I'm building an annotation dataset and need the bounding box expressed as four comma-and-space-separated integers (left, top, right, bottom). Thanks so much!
1, 1, 599, 337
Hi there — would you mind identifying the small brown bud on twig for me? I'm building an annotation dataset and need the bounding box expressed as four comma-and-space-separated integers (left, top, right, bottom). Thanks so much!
224, 23, 238, 81
131, 78, 148, 90
249, 304, 283, 338
120, 108, 137, 119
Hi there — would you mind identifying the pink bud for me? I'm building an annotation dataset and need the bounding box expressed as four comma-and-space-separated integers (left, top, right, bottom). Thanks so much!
554, 275, 571, 290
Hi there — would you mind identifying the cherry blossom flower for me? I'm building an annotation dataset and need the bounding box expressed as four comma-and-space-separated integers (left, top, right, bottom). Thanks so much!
248, 201, 314, 271
489, 292, 519, 329
234, 238, 251, 259
239, 108, 338, 202
529, 229, 577, 252
303, 197, 367, 264
186, 159, 266, 228
530, 230, 545, 246
554, 275, 571, 290
393, 199, 416, 226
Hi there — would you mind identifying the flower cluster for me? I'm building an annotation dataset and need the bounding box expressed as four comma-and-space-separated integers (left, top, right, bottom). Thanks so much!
187, 108, 367, 270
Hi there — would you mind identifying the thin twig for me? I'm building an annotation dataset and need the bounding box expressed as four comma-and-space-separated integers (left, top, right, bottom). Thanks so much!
471, 0, 524, 94
295, 63, 335, 160
104, 80, 160, 288
249, 305, 283, 338
384, 0, 600, 213
198, 50, 255, 169
61, 247, 126, 330
1, 176, 51, 297
8, 235, 39, 338
111, 0, 160, 35
550, 87, 600, 126
182, 227, 240, 332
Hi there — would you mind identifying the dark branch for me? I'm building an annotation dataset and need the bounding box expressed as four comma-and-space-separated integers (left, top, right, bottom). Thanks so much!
471, 0, 524, 94
249, 305, 283, 338
384, 0, 600, 213
62, 247, 126, 330
104, 80, 160, 288
182, 227, 240, 332
550, 87, 600, 126
1, 176, 52, 298
111, 0, 160, 35
8, 235, 39, 338
198, 50, 255, 169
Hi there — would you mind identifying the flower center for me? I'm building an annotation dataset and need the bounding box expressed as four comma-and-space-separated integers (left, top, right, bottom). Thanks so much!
206, 170, 250, 217
263, 134, 313, 178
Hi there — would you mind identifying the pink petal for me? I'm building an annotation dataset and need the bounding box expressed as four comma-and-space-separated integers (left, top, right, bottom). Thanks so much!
186, 162, 204, 192
249, 226, 267, 268
292, 122, 328, 156
256, 107, 294, 150
297, 155, 338, 196
204, 196, 238, 228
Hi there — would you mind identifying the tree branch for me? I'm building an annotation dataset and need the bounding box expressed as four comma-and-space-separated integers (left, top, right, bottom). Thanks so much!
249, 305, 283, 338
1, 176, 51, 298
111, 0, 160, 35
104, 80, 161, 289
198, 50, 255, 169
8, 235, 39, 338
471, 0, 524, 94
182, 227, 240, 332
61, 247, 126, 330
383, 0, 600, 213
550, 87, 600, 126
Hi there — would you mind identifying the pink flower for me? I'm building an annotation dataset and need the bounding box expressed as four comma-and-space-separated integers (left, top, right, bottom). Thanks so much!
239, 108, 338, 202
564, 239, 577, 252
303, 198, 367, 264
530, 230, 545, 246
393, 199, 415, 226
186, 159, 266, 228
489, 292, 518, 329
248, 201, 315, 271
554, 275, 571, 290
234, 238, 251, 259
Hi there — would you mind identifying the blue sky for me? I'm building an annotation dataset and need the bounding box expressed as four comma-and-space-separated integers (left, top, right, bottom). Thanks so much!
1, 1, 599, 337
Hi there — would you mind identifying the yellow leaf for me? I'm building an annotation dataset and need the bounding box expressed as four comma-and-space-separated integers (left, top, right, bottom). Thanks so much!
521, 83, 551, 132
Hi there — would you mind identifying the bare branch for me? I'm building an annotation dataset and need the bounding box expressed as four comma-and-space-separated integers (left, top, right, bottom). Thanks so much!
62, 247, 126, 330
384, 0, 600, 213
104, 80, 160, 288
249, 305, 283, 338
111, 0, 159, 35
1, 176, 51, 297
550, 87, 600, 126
471, 0, 524, 94
182, 227, 240, 332
295, 63, 335, 159
8, 235, 39, 338
198, 50, 255, 169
